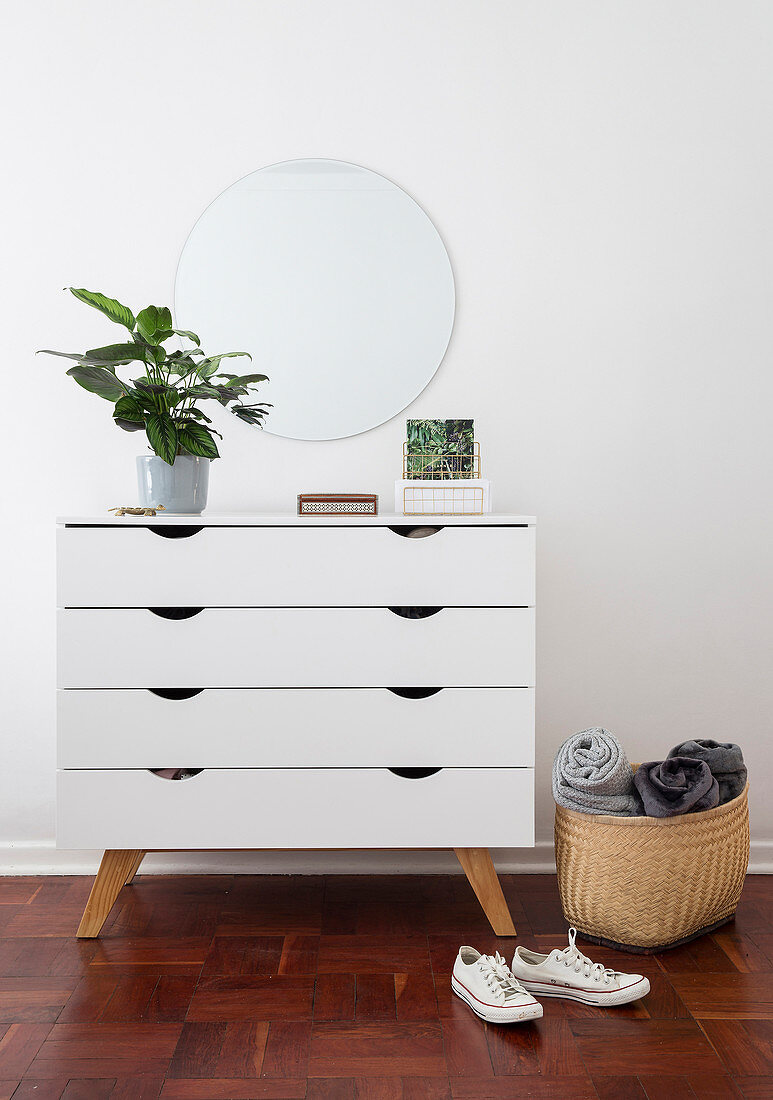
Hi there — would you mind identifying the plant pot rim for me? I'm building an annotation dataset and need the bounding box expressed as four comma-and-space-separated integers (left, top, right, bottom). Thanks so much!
137, 454, 211, 462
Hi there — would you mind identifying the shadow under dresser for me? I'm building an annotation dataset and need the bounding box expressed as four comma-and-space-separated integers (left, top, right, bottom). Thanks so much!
55, 512, 536, 937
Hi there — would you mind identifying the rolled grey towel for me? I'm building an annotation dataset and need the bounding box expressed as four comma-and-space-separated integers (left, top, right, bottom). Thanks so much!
633, 756, 719, 817
667, 739, 747, 804
552, 728, 643, 816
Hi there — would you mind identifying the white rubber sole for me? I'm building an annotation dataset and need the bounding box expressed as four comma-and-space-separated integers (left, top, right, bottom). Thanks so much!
451, 975, 543, 1023
517, 976, 650, 1007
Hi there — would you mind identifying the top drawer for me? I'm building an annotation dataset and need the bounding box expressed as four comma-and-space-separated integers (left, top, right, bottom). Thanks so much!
57, 524, 535, 607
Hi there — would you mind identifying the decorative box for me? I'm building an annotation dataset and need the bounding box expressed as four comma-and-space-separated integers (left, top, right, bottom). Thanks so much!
297, 493, 379, 515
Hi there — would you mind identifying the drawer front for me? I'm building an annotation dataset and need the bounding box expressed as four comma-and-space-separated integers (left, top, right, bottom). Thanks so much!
57, 525, 535, 608
57, 767, 535, 849
57, 687, 535, 768
57, 607, 535, 688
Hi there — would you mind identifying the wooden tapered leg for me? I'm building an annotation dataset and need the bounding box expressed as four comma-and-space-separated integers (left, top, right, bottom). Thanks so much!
77, 849, 144, 938
124, 851, 146, 885
454, 847, 517, 936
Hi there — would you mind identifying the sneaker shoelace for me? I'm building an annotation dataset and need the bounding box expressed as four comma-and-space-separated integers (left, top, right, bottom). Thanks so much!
558, 928, 617, 986
478, 951, 529, 1003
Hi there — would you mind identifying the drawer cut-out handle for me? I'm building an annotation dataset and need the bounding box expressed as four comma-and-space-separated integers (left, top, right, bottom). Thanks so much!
387, 687, 443, 699
149, 768, 203, 780
388, 606, 443, 619
149, 607, 204, 620
149, 688, 204, 700
389, 767, 442, 779
148, 525, 204, 539
388, 525, 443, 538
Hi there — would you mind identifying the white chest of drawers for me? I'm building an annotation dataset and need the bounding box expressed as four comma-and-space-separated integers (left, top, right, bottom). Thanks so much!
56, 512, 536, 937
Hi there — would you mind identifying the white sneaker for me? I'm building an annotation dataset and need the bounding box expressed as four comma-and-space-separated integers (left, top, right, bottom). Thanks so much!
511, 928, 650, 1006
451, 947, 543, 1023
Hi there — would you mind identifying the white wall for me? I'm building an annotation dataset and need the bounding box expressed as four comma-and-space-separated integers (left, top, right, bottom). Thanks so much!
2, 0, 772, 874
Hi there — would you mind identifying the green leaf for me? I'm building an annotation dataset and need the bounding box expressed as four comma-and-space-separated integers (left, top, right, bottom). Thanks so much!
115, 417, 146, 432
176, 406, 211, 423
114, 394, 145, 422
66, 365, 126, 401
197, 351, 251, 380
136, 305, 173, 343
184, 384, 221, 399
85, 343, 150, 364
155, 327, 201, 346
147, 344, 167, 367
134, 378, 174, 396
167, 357, 201, 378
38, 347, 138, 368
145, 412, 178, 465
216, 373, 269, 386
69, 288, 135, 330
177, 422, 220, 459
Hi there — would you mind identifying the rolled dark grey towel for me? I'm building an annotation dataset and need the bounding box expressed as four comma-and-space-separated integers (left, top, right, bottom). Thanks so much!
633, 757, 719, 817
667, 739, 747, 804
552, 728, 643, 816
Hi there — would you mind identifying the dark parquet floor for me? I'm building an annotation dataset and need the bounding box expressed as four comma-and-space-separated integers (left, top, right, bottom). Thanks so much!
0, 872, 770, 1098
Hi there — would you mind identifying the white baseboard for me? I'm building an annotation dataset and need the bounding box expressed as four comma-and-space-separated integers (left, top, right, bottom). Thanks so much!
1, 840, 771, 875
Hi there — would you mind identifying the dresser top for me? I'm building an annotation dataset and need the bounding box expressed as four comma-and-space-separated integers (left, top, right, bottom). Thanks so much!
57, 512, 535, 527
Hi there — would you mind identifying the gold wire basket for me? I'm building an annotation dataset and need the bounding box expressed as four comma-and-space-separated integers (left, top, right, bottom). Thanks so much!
401, 483, 485, 516
402, 442, 481, 480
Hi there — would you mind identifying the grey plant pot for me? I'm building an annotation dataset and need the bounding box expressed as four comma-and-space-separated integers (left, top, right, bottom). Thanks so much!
136, 455, 210, 515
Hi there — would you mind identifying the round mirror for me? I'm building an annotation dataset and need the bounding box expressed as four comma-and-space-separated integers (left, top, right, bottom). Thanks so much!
175, 159, 455, 440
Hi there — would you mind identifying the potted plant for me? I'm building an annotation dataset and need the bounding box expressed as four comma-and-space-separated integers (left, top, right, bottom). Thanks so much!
39, 288, 270, 513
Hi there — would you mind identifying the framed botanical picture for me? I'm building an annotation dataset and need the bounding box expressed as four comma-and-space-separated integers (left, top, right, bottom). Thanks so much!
405, 419, 475, 478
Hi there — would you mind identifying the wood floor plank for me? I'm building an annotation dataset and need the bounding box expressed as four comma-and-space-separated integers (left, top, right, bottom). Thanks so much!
56, 974, 120, 1024
317, 937, 431, 975
308, 1022, 445, 1077
187, 975, 315, 1021
110, 1079, 165, 1099
0, 978, 77, 1023
441, 1018, 494, 1077
532, 1017, 585, 1076
699, 1019, 773, 1076
261, 1021, 311, 1078
351, 1077, 402, 1099
401, 1077, 452, 1099
355, 975, 396, 1021
215, 1022, 270, 1078
278, 935, 320, 975
637, 1076, 697, 1099
450, 1076, 597, 1098
0, 882, 42, 906
9, 1081, 68, 1100
160, 1080, 306, 1098
305, 1080, 356, 1099
486, 1019, 540, 1076
167, 1022, 226, 1079
670, 973, 773, 1019
60, 1080, 115, 1099
591, 1077, 648, 1100
734, 1078, 773, 1098
395, 970, 438, 1021
712, 931, 773, 973
684, 1075, 744, 1098
89, 939, 209, 970
145, 975, 199, 1023
98, 974, 162, 1023
313, 974, 356, 1022
569, 1019, 725, 1076
25, 1023, 181, 1079
0, 1024, 52, 1077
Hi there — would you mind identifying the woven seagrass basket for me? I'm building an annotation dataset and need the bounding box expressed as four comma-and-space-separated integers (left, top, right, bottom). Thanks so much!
554, 773, 750, 953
